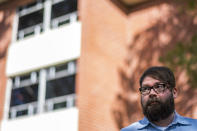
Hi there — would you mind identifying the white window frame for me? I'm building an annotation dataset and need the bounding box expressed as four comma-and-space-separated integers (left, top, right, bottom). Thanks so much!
4, 60, 77, 120
12, 0, 78, 42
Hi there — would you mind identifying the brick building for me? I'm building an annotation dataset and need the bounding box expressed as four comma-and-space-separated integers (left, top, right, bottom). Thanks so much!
0, 0, 79, 130
78, 0, 197, 130
0, 0, 197, 131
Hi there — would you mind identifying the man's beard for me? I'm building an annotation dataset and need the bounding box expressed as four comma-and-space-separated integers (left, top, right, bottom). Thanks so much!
141, 93, 175, 122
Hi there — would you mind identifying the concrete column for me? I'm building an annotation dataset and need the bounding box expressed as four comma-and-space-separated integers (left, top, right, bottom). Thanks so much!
37, 69, 47, 114
11, 11, 19, 42
43, 0, 52, 31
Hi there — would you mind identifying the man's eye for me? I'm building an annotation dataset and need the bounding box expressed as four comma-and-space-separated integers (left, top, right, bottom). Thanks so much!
141, 87, 149, 91
156, 84, 165, 88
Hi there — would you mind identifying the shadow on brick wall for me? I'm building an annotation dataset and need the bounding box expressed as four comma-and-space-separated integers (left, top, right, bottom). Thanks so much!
111, 1, 197, 129
0, 9, 13, 58
110, 0, 165, 15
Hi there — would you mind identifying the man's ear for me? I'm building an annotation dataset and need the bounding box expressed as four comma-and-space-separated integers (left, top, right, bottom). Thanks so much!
172, 87, 178, 98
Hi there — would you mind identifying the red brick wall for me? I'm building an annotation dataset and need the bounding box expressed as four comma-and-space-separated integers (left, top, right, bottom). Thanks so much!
78, 0, 197, 130
0, 7, 14, 122
78, 0, 128, 130
0, 0, 35, 10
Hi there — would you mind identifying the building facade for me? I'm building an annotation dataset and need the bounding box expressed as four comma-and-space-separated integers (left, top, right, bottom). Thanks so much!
78, 0, 197, 130
0, 0, 80, 130
0, 0, 197, 131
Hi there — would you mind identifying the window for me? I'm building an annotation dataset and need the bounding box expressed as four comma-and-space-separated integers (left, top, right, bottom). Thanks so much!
9, 72, 39, 118
45, 61, 76, 111
16, 0, 78, 40
51, 0, 77, 28
9, 60, 77, 119
17, 0, 44, 40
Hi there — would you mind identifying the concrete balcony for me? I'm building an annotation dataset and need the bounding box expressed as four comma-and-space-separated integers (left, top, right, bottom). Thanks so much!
6, 21, 81, 76
1, 107, 78, 131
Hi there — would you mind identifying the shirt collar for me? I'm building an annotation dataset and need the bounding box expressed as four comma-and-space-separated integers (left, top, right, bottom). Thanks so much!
137, 111, 190, 129
172, 111, 191, 125
137, 117, 150, 129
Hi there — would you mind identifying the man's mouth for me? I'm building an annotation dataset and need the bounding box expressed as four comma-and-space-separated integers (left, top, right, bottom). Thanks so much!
147, 101, 160, 106
150, 101, 158, 104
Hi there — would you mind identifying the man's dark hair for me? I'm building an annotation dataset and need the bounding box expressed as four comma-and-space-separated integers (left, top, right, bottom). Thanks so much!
139, 66, 175, 89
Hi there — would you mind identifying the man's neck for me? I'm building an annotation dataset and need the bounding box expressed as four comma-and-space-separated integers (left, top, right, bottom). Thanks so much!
152, 112, 175, 127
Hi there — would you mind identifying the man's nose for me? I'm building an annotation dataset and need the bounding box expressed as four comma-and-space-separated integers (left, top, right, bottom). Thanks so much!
149, 89, 158, 98
149, 88, 157, 95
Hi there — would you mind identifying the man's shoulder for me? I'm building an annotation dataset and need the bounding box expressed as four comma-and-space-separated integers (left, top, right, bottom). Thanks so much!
120, 122, 140, 131
179, 115, 197, 124
176, 114, 197, 129
120, 119, 147, 131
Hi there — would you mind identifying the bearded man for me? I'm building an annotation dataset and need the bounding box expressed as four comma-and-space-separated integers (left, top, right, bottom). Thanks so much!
121, 66, 197, 131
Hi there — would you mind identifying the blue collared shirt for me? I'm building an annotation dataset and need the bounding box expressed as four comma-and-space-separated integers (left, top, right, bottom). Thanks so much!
121, 112, 197, 131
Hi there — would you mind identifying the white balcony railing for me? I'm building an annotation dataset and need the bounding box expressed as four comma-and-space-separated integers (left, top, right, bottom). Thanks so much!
9, 94, 76, 119
10, 102, 37, 119
51, 11, 78, 28
18, 23, 43, 40
45, 94, 76, 111
17, 11, 78, 40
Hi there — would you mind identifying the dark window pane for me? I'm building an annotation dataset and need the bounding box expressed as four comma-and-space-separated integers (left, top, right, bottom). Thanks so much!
11, 78, 16, 85
20, 74, 31, 81
16, 110, 28, 117
8, 110, 28, 118
54, 101, 67, 110
10, 84, 38, 106
46, 74, 75, 99
55, 63, 68, 72
51, 0, 77, 19
18, 9, 44, 30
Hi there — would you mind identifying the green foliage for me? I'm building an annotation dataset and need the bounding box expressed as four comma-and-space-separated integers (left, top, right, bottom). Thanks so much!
188, 0, 197, 10
175, 0, 197, 14
160, 34, 197, 88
